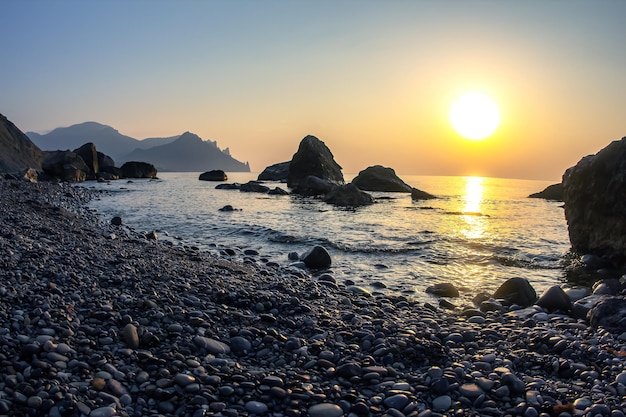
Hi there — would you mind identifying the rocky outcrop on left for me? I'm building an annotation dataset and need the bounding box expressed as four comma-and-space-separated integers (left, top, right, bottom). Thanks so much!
0, 113, 43, 173
562, 137, 626, 265
287, 135, 344, 191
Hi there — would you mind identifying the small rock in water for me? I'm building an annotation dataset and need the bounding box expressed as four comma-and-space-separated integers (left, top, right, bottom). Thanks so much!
110, 216, 122, 226
426, 282, 460, 297
301, 245, 332, 269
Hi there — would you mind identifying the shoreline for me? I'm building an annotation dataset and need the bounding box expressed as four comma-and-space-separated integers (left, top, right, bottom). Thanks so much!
0, 178, 625, 417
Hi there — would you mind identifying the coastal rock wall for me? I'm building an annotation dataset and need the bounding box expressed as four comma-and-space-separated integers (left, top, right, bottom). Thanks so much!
563, 137, 626, 265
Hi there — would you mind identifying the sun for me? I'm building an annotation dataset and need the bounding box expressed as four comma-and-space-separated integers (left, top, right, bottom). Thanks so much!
449, 92, 501, 140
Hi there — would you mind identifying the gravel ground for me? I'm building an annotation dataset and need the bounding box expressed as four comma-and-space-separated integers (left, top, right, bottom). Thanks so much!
0, 178, 625, 417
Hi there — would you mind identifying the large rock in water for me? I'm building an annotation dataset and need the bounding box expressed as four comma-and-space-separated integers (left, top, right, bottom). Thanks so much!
0, 113, 43, 173
199, 170, 227, 181
257, 161, 290, 181
562, 137, 626, 265
287, 135, 344, 191
121, 161, 157, 179
42, 150, 90, 182
352, 165, 412, 192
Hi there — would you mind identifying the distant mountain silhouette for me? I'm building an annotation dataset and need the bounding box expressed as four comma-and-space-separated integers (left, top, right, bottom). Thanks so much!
0, 113, 43, 172
124, 132, 250, 172
27, 122, 250, 172
28, 122, 138, 163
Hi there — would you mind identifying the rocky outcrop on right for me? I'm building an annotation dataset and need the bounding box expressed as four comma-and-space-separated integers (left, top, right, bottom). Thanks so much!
287, 135, 344, 191
562, 137, 626, 265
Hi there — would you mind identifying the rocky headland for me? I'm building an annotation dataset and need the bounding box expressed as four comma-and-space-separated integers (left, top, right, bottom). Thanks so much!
1, 175, 626, 417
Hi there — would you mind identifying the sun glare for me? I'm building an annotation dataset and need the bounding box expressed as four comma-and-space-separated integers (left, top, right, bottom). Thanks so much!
449, 92, 500, 140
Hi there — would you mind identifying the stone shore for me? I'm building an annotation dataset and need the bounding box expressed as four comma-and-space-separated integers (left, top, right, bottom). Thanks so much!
1, 179, 626, 417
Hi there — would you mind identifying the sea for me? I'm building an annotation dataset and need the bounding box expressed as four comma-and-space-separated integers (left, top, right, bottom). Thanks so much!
80, 172, 572, 304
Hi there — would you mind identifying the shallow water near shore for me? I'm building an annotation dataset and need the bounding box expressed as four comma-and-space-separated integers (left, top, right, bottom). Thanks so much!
81, 173, 569, 303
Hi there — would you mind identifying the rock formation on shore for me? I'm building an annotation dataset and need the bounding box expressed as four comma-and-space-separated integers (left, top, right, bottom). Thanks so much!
0, 113, 43, 172
563, 136, 626, 265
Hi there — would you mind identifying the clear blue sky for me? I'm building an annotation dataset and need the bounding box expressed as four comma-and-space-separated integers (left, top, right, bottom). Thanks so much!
2, 1, 625, 180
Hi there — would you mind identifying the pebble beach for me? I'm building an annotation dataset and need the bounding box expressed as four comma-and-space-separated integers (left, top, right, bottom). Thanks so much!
1, 179, 626, 417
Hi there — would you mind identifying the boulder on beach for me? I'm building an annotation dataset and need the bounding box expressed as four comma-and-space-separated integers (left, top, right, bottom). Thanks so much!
493, 277, 537, 307
42, 150, 90, 182
287, 135, 344, 191
351, 165, 413, 192
535, 285, 571, 312
301, 245, 332, 270
587, 296, 626, 333
199, 170, 227, 181
563, 137, 626, 265
120, 161, 157, 179
323, 184, 374, 207
73, 142, 99, 179
528, 183, 563, 201
257, 161, 290, 181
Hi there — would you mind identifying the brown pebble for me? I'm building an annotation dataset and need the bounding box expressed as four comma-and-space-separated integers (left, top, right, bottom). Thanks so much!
91, 377, 106, 391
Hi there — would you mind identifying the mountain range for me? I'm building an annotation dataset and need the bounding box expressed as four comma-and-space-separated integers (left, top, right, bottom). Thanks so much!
27, 122, 250, 172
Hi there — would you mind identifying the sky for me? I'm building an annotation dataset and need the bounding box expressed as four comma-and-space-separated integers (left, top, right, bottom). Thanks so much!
2, 1, 625, 181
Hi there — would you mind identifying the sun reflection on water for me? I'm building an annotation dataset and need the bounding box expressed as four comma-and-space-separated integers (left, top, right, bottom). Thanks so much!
462, 177, 486, 239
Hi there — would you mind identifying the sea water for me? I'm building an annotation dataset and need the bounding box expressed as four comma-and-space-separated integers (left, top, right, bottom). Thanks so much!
81, 172, 571, 303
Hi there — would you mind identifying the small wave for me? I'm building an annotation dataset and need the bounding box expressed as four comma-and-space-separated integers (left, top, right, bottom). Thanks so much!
443, 211, 490, 217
